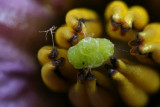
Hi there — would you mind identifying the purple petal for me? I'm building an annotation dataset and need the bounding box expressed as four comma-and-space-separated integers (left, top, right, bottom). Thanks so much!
0, 78, 27, 100
0, 0, 73, 106
0, 37, 37, 75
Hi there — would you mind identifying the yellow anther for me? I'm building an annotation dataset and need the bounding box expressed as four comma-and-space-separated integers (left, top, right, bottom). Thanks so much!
69, 71, 114, 107
41, 62, 69, 92
130, 23, 160, 64
55, 8, 102, 49
55, 25, 78, 48
85, 78, 114, 107
37, 46, 54, 65
92, 70, 112, 90
117, 59, 160, 93
66, 8, 102, 36
111, 70, 148, 107
106, 20, 137, 41
105, 1, 149, 42
105, 1, 128, 23
123, 6, 149, 30
69, 79, 91, 107
37, 46, 78, 92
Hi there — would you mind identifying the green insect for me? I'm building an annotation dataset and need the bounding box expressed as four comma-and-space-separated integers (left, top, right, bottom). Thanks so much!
67, 37, 114, 69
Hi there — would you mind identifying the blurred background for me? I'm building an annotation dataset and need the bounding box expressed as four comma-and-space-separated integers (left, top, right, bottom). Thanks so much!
0, 0, 159, 107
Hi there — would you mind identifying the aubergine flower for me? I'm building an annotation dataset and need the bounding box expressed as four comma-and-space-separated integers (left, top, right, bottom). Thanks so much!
1, 0, 160, 107
0, 0, 74, 107
37, 1, 160, 107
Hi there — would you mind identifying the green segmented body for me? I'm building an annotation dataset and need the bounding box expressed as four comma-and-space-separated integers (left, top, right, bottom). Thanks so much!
68, 37, 114, 69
